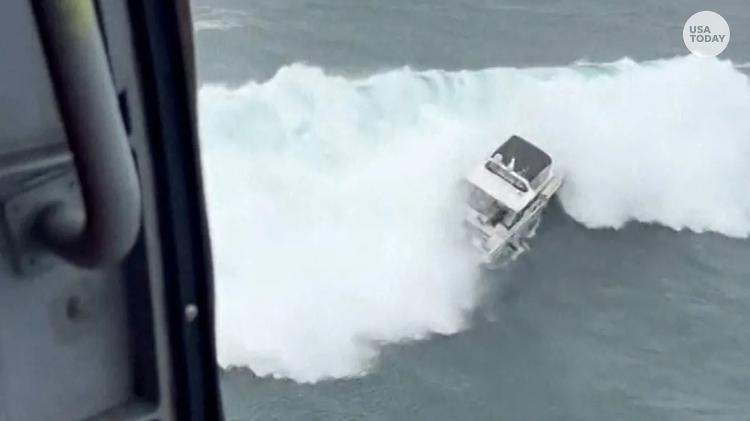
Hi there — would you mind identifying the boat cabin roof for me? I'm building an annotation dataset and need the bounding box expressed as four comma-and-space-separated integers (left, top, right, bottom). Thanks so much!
465, 135, 552, 213
492, 135, 551, 184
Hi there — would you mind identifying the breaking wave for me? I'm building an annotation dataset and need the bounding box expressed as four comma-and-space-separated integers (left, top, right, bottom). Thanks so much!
199, 55, 750, 382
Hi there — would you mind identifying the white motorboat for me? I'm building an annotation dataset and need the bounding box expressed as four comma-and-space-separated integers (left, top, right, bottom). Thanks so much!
463, 135, 563, 268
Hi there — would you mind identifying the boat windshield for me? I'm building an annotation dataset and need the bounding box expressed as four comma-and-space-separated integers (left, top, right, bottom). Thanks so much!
484, 160, 529, 192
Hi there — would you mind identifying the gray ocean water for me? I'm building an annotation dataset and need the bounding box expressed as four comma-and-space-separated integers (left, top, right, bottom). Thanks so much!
192, 1, 750, 420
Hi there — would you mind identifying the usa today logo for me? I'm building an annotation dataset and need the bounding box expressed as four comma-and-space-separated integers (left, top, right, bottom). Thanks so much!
683, 11, 730, 57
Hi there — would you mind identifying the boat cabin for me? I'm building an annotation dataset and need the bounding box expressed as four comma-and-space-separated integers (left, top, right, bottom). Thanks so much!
465, 135, 553, 229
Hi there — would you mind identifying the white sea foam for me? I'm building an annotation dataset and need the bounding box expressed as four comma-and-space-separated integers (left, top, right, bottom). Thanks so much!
199, 55, 750, 382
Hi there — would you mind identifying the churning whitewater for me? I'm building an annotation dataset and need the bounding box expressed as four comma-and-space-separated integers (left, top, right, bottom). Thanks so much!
200, 55, 750, 382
